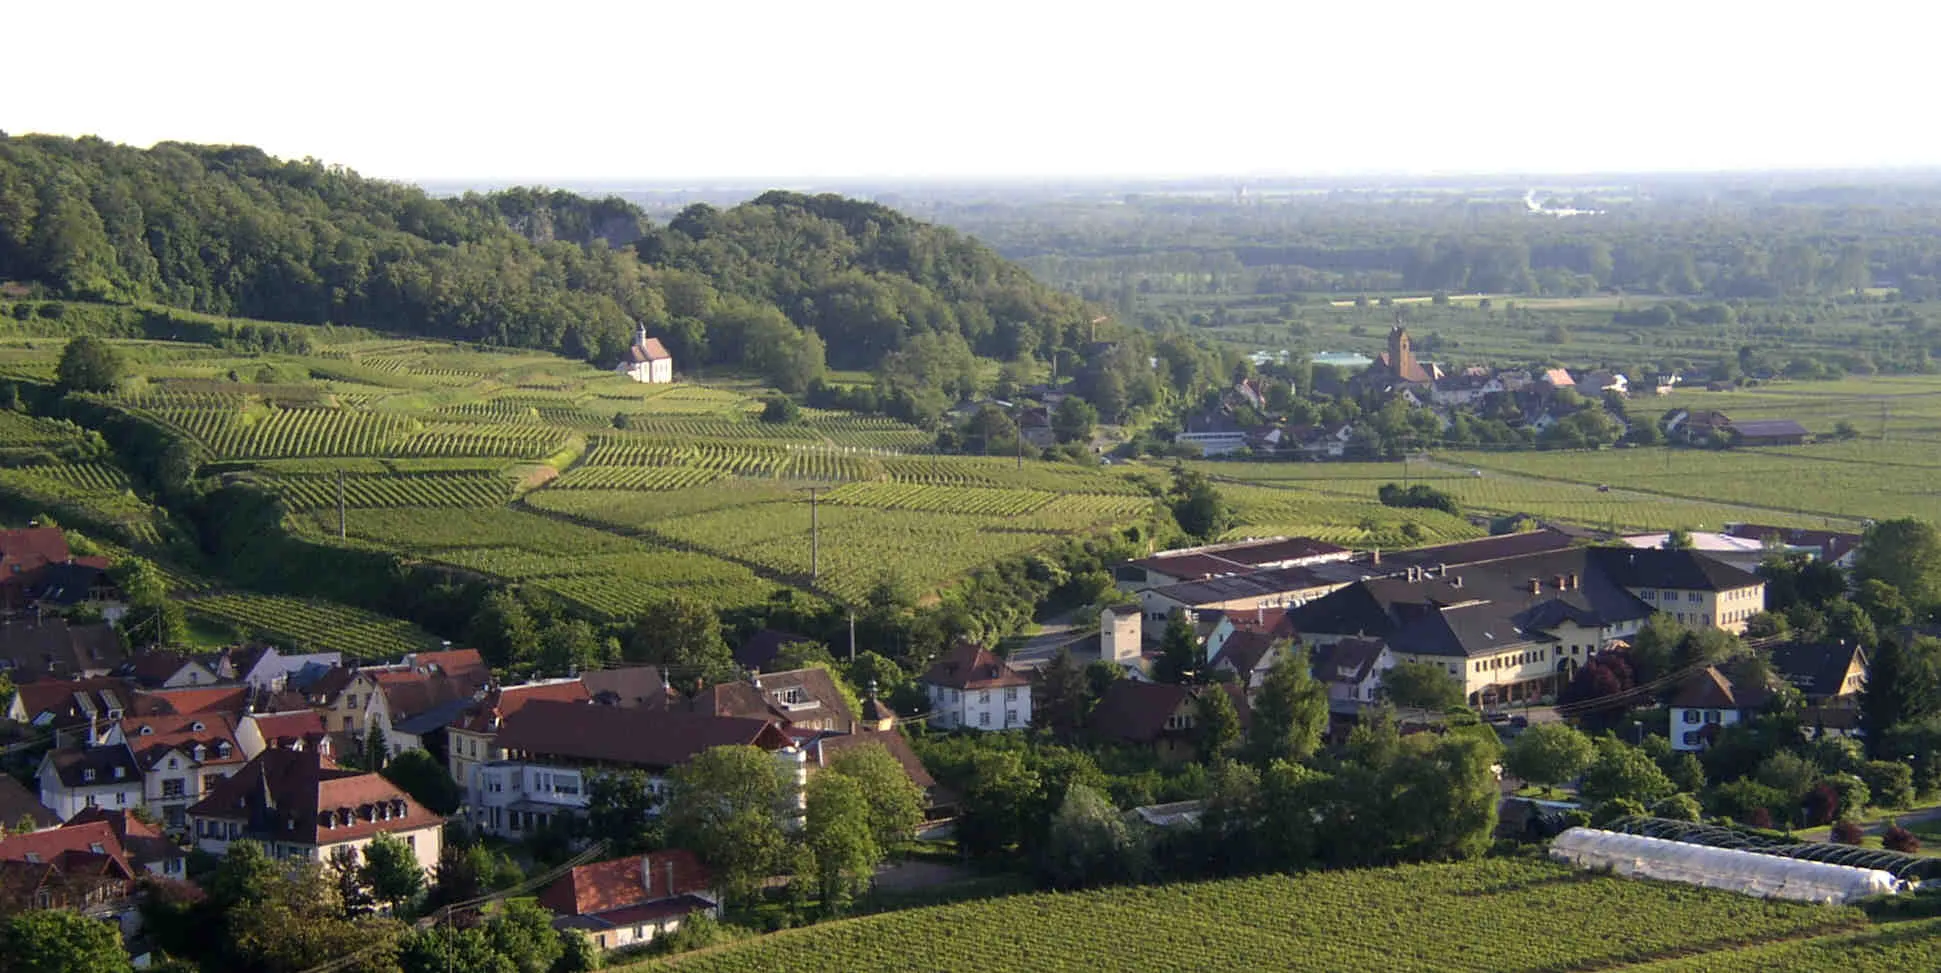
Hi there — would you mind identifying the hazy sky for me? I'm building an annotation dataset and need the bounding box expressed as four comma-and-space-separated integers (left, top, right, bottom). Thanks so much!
11, 0, 1939, 182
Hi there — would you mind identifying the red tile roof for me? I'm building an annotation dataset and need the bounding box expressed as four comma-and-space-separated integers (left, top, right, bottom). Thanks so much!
408, 649, 489, 686
0, 528, 73, 577
61, 808, 179, 869
136, 685, 249, 717
920, 642, 1030, 691
11, 676, 137, 723
120, 712, 245, 770
625, 338, 672, 363
494, 699, 791, 770
186, 748, 438, 846
1087, 682, 1250, 745
538, 850, 711, 918
245, 710, 327, 748
452, 680, 591, 735
0, 820, 131, 877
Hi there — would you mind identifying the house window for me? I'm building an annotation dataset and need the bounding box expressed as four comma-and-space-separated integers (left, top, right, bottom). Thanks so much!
1702, 614, 1712, 626
1704, 710, 1721, 724
162, 779, 185, 798
83, 769, 95, 782
205, 773, 223, 792
1683, 710, 1699, 724
979, 691, 991, 704
1004, 688, 1018, 701
168, 757, 179, 770
978, 711, 990, 727
1688, 592, 1701, 603
1004, 709, 1018, 726
1683, 731, 1701, 746
1642, 590, 1654, 601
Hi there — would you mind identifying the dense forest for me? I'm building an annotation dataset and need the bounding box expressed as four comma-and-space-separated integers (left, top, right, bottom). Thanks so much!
0, 135, 1107, 406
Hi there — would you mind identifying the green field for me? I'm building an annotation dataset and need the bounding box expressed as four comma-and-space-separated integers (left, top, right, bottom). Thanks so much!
630, 858, 1927, 973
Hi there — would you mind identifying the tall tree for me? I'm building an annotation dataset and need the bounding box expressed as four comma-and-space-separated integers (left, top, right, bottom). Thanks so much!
583, 770, 658, 855
803, 772, 879, 913
0, 908, 133, 973
663, 745, 791, 904
1861, 635, 1941, 757
381, 749, 462, 816
1168, 467, 1233, 541
55, 334, 124, 393
1193, 686, 1242, 763
629, 596, 734, 687
1856, 518, 1941, 614
1245, 647, 1328, 767
1033, 647, 1090, 740
359, 832, 426, 913
1153, 610, 1202, 685
1038, 783, 1141, 889
1378, 661, 1466, 711
1578, 737, 1676, 806
483, 899, 564, 973
1503, 722, 1595, 796
825, 743, 924, 851
468, 590, 540, 670
1051, 395, 1098, 444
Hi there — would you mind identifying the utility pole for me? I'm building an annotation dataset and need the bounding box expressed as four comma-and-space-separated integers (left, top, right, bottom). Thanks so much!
337, 470, 346, 539
804, 486, 827, 583
848, 609, 856, 662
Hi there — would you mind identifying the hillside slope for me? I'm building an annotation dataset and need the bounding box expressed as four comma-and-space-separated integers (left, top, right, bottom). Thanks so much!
0, 136, 1101, 385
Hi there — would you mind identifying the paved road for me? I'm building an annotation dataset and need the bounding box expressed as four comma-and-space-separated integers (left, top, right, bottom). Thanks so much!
1005, 608, 1089, 669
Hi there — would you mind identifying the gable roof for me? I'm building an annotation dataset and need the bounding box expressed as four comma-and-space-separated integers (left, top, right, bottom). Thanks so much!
452, 680, 591, 735
1311, 637, 1388, 685
1671, 664, 1775, 711
0, 621, 126, 677
581, 666, 669, 708
134, 684, 249, 718
1215, 630, 1282, 678
810, 732, 936, 791
186, 748, 437, 846
1583, 547, 1763, 592
538, 850, 711, 918
120, 712, 244, 770
625, 338, 672, 363
0, 775, 55, 831
41, 745, 142, 789
0, 528, 74, 578
920, 642, 1030, 691
494, 699, 790, 770
1087, 682, 1250, 745
1380, 529, 1578, 570
245, 710, 329, 750
12, 676, 137, 725
1769, 641, 1867, 699
62, 808, 180, 869
0, 819, 132, 877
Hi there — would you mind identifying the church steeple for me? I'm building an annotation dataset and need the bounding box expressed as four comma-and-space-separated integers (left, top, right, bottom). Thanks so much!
635, 322, 649, 348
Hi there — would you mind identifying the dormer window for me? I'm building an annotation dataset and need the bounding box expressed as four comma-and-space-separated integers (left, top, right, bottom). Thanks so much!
168, 757, 178, 769
113, 766, 125, 779
190, 721, 204, 732
82, 769, 95, 782
88, 843, 105, 854
139, 726, 153, 736
216, 742, 231, 757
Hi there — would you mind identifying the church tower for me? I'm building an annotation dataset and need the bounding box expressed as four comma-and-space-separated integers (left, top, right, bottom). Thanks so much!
1388, 325, 1413, 379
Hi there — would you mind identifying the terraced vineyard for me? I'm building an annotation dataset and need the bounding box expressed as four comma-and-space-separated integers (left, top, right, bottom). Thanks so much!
259, 472, 514, 510
184, 594, 441, 660
633, 858, 1874, 973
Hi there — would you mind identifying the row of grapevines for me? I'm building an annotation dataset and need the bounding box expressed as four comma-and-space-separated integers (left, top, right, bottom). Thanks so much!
184, 594, 439, 660
264, 472, 514, 510
824, 482, 1058, 517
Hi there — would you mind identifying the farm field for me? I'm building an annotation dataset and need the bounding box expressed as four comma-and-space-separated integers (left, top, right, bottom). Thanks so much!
632, 858, 1882, 973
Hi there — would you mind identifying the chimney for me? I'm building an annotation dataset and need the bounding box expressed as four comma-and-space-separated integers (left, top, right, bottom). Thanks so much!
1436, 562, 1447, 578
666, 858, 675, 899
642, 854, 654, 896
1567, 572, 1579, 590
1551, 574, 1565, 591
1371, 548, 1380, 565
1527, 578, 1541, 595
1451, 575, 1463, 589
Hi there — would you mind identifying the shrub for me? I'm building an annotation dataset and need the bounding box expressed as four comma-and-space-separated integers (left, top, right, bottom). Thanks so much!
1591, 798, 1646, 827
1883, 823, 1921, 854
1861, 761, 1915, 810
1746, 807, 1773, 829
1830, 819, 1865, 845
1650, 793, 1702, 822
1801, 783, 1841, 827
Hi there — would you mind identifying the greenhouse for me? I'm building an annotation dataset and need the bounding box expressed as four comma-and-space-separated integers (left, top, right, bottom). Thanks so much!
1549, 828, 1905, 905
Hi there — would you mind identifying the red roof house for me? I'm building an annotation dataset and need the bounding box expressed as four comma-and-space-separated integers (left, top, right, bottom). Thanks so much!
538, 850, 718, 952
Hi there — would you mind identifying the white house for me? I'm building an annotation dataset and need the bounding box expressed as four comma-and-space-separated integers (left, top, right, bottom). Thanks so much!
107, 713, 246, 831
1669, 664, 1776, 752
186, 748, 442, 874
35, 745, 143, 821
920, 642, 1031, 731
468, 699, 801, 839
617, 325, 674, 384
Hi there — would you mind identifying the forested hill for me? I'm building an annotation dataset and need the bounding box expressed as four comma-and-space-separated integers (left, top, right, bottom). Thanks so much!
0, 135, 1100, 385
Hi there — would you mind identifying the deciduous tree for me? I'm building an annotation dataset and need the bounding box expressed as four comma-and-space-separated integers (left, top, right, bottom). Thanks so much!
1503, 722, 1595, 795
1244, 648, 1328, 767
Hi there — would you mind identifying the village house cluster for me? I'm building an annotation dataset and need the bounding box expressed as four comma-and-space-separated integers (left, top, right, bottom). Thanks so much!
1173, 325, 1811, 457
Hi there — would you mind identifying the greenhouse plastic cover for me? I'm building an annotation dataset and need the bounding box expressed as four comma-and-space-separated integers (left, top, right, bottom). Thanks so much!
1549, 827, 1904, 905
